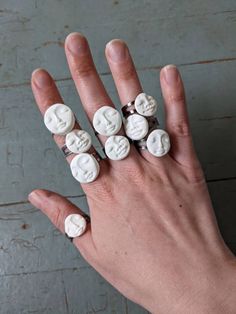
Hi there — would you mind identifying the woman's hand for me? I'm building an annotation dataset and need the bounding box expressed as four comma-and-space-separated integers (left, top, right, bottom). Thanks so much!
29, 33, 236, 314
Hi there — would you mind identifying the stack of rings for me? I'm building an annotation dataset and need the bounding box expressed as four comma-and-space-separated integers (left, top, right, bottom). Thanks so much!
92, 106, 131, 161
44, 103, 99, 239
122, 93, 171, 157
43, 95, 170, 239
44, 103, 102, 186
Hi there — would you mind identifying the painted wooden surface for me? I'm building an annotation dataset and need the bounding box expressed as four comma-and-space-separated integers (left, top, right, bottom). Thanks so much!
0, 0, 235, 313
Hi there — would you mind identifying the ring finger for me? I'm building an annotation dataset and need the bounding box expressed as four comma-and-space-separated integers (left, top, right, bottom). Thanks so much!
105, 39, 172, 166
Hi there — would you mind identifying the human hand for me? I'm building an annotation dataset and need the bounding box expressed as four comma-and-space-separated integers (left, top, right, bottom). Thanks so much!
29, 33, 236, 314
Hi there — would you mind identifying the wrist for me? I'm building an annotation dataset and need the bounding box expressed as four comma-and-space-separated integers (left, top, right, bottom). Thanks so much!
146, 256, 236, 314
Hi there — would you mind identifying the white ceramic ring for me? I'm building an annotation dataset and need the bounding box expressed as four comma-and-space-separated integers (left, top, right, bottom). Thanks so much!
124, 114, 149, 140
93, 106, 122, 136
64, 214, 87, 238
146, 129, 170, 157
44, 103, 75, 135
104, 135, 130, 160
65, 129, 92, 154
70, 153, 100, 183
134, 93, 158, 117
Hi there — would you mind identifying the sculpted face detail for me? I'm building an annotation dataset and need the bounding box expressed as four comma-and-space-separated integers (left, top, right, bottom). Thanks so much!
93, 106, 122, 136
105, 135, 130, 160
70, 153, 100, 183
134, 93, 158, 117
146, 129, 170, 157
66, 129, 92, 154
64, 214, 87, 238
125, 114, 149, 140
44, 103, 75, 135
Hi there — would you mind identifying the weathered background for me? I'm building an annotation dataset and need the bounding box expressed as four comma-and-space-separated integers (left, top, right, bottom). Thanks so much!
0, 0, 236, 313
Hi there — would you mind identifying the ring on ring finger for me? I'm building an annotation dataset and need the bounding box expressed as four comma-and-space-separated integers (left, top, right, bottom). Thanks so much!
122, 92, 171, 157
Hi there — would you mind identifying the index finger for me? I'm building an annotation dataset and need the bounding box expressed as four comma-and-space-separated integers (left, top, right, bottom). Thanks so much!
31, 69, 109, 190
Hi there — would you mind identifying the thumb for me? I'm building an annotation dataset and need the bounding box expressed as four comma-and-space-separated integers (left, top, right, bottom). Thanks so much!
28, 189, 97, 263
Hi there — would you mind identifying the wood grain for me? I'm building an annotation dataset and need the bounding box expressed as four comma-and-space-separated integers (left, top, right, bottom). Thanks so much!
0, 0, 235, 313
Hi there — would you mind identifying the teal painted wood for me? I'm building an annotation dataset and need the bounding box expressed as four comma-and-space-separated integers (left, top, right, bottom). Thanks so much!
0, 0, 236, 313
0, 271, 68, 314
0, 1, 236, 86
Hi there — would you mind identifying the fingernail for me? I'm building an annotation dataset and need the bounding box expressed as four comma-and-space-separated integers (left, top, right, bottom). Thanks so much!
66, 32, 88, 56
163, 65, 179, 86
28, 190, 46, 207
32, 69, 52, 89
106, 39, 128, 62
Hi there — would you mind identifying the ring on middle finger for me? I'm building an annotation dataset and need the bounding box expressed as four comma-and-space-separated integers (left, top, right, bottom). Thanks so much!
92, 105, 131, 161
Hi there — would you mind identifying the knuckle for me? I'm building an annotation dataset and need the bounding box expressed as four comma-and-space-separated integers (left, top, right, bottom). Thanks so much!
118, 64, 135, 81
171, 92, 185, 104
53, 206, 62, 230
74, 63, 94, 79
185, 164, 205, 184
87, 177, 116, 202
171, 121, 191, 137
122, 163, 144, 185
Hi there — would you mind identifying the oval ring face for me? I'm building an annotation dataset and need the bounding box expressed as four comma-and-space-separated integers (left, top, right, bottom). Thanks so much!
105, 135, 130, 160
134, 93, 158, 117
124, 114, 149, 140
64, 214, 87, 238
93, 106, 122, 136
44, 103, 75, 135
70, 153, 100, 183
66, 129, 92, 154
146, 129, 170, 157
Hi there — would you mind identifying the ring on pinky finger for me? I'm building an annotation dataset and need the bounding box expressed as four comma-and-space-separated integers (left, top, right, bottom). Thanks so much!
65, 212, 91, 242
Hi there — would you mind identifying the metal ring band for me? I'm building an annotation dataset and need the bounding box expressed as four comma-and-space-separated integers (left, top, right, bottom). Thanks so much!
61, 144, 74, 157
122, 101, 136, 118
81, 212, 91, 224
65, 233, 73, 242
61, 142, 103, 162
91, 150, 103, 163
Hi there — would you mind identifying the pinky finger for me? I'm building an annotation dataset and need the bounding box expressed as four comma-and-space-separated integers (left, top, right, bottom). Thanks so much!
28, 189, 97, 262
160, 65, 201, 170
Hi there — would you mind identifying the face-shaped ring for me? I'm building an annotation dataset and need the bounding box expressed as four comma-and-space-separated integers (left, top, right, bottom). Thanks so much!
105, 135, 130, 160
44, 103, 75, 135
70, 153, 100, 183
66, 129, 92, 154
64, 214, 87, 238
124, 114, 149, 140
146, 129, 170, 157
93, 106, 122, 136
134, 93, 158, 117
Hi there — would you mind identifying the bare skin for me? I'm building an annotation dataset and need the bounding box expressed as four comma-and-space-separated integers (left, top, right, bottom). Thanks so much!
29, 33, 236, 314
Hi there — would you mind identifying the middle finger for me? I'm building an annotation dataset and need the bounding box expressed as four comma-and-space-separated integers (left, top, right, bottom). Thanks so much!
65, 32, 139, 162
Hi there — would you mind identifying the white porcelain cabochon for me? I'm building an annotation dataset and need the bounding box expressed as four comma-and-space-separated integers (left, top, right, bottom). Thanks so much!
64, 214, 87, 238
124, 113, 149, 140
66, 129, 92, 154
44, 103, 75, 135
134, 93, 158, 117
105, 135, 130, 160
70, 153, 100, 183
93, 106, 122, 136
146, 129, 171, 157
